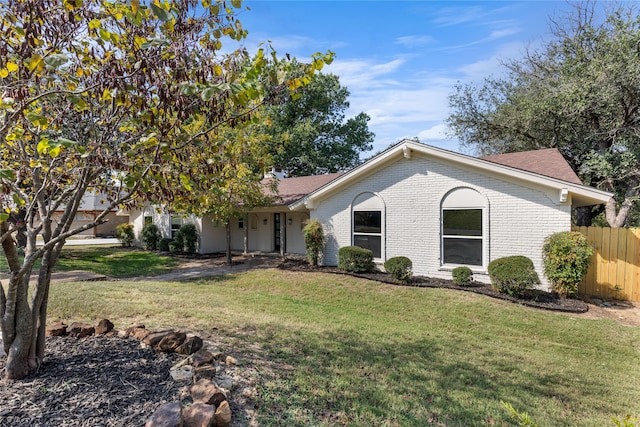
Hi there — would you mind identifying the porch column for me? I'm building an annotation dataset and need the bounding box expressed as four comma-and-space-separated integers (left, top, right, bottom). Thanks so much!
243, 214, 249, 255
280, 212, 286, 258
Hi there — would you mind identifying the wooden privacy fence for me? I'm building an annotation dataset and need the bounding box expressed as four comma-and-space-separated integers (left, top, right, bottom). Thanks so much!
572, 226, 640, 302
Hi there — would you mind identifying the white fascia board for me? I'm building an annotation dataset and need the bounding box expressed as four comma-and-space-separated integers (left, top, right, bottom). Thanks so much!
290, 139, 613, 210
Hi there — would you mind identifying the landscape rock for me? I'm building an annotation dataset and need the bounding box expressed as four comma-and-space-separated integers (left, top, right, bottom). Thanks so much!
157, 332, 187, 352
67, 322, 95, 338
132, 327, 150, 341
214, 400, 232, 427
182, 402, 215, 427
95, 318, 114, 335
144, 329, 175, 347
194, 365, 217, 382
191, 350, 214, 367
190, 379, 227, 406
214, 375, 234, 391
170, 364, 195, 383
224, 356, 237, 366
145, 401, 183, 427
176, 336, 204, 355
46, 321, 68, 337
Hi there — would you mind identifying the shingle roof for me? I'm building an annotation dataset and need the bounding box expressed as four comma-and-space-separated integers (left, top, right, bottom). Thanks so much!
264, 173, 343, 206
481, 148, 582, 185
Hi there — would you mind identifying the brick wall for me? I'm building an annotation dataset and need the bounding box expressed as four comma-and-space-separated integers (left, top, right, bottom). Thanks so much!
311, 154, 571, 289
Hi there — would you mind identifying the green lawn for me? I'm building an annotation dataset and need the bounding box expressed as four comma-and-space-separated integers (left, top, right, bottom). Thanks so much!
0, 246, 179, 278
47, 269, 640, 427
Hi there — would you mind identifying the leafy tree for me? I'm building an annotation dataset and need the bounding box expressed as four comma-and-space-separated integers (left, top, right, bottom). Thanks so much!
447, 2, 640, 227
0, 0, 329, 379
266, 72, 374, 176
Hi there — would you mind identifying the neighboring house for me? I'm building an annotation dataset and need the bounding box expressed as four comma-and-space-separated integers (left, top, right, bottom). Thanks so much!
131, 140, 612, 288
52, 190, 129, 237
289, 140, 612, 287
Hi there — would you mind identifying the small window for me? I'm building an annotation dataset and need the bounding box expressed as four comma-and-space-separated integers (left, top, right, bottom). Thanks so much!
238, 218, 244, 229
144, 216, 153, 225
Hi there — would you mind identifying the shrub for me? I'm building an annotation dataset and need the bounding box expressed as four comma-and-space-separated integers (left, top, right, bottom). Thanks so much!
115, 223, 135, 247
159, 237, 172, 252
141, 224, 161, 251
338, 246, 374, 273
384, 256, 413, 283
452, 266, 473, 286
179, 223, 198, 254
303, 219, 324, 266
168, 238, 182, 254
542, 231, 593, 298
488, 256, 540, 297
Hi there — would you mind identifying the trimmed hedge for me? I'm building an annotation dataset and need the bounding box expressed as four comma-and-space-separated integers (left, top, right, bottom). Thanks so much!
384, 256, 413, 284
488, 256, 540, 297
338, 246, 374, 273
141, 224, 161, 251
159, 237, 172, 252
179, 223, 198, 254
115, 223, 135, 247
452, 266, 473, 286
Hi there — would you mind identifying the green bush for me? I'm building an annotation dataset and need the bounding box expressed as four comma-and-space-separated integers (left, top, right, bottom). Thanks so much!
168, 238, 182, 254
115, 223, 135, 247
488, 256, 540, 297
542, 231, 593, 298
141, 224, 161, 251
179, 223, 198, 254
338, 246, 374, 273
384, 256, 413, 283
159, 237, 172, 252
452, 266, 473, 286
303, 219, 324, 266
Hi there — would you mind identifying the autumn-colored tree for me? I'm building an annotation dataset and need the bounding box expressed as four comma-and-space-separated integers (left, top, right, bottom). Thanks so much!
0, 0, 330, 379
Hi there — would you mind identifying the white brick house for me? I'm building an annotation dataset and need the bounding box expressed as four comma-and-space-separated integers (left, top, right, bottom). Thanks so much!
290, 140, 612, 287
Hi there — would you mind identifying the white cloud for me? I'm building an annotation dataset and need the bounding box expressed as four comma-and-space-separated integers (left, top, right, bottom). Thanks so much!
417, 123, 449, 141
395, 35, 435, 47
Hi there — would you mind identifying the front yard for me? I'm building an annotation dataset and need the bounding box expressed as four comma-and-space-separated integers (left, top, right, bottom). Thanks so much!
46, 268, 640, 426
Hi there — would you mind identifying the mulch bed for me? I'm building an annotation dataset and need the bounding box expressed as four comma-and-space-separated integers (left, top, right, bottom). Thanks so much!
278, 258, 589, 314
0, 335, 182, 427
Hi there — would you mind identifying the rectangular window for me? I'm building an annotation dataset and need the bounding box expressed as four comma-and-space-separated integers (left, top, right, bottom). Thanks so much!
353, 211, 382, 258
238, 218, 244, 229
442, 209, 482, 266
171, 216, 182, 239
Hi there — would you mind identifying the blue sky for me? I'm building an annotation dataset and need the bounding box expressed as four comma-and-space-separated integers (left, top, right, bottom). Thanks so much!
230, 1, 578, 155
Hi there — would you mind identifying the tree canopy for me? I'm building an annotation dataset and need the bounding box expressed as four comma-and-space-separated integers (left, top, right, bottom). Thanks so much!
447, 2, 640, 227
0, 0, 329, 379
265, 72, 374, 177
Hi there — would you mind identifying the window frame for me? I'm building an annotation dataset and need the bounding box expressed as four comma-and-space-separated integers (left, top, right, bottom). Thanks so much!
441, 208, 484, 267
440, 188, 488, 270
352, 210, 383, 259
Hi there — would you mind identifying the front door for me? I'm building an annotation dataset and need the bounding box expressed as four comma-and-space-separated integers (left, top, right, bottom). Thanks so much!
274, 213, 281, 252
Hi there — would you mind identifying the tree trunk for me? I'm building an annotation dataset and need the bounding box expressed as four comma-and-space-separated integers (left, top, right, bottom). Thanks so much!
605, 196, 633, 228
225, 221, 232, 266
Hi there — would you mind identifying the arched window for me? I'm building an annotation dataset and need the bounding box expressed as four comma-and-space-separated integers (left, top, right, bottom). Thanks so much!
352, 192, 384, 259
441, 188, 487, 267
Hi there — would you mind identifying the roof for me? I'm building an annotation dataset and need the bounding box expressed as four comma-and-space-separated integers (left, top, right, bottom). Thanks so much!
481, 148, 582, 185
289, 139, 613, 210
264, 172, 343, 206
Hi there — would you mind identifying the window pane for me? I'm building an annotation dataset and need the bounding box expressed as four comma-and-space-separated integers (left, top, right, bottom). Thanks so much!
443, 209, 482, 236
354, 211, 381, 233
443, 238, 482, 266
354, 235, 381, 258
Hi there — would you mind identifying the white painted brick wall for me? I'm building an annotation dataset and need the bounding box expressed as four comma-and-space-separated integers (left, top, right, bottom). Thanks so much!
311, 155, 572, 289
